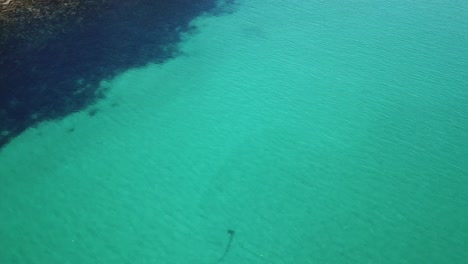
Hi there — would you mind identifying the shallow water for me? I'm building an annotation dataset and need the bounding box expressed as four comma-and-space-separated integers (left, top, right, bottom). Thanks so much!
1, 0, 468, 263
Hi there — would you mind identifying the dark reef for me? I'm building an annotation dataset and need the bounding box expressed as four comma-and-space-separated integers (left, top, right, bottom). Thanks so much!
0, 0, 236, 150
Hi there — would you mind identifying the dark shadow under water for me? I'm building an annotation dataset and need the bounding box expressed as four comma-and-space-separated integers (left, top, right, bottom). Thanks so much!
0, 0, 236, 149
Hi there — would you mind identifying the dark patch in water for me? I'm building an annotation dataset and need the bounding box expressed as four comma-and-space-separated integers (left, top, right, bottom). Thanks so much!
218, 229, 236, 262
88, 108, 99, 117
0, 0, 237, 150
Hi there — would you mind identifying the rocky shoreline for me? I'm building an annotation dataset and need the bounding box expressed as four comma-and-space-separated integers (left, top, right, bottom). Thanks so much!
0, 0, 109, 48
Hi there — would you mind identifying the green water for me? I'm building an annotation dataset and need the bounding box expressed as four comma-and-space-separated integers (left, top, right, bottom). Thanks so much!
1, 0, 467, 263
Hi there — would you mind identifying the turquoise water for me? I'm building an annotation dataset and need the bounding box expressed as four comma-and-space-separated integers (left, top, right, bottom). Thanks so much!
1, 0, 468, 263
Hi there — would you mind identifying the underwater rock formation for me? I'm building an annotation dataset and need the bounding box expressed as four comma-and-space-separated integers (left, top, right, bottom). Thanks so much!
0, 0, 235, 149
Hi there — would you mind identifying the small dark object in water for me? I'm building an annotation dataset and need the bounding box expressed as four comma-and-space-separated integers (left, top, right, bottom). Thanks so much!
218, 229, 236, 263
66, 127, 75, 133
88, 108, 99, 117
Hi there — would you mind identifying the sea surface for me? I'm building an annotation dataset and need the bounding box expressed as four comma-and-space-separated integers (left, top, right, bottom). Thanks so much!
1, 0, 467, 263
